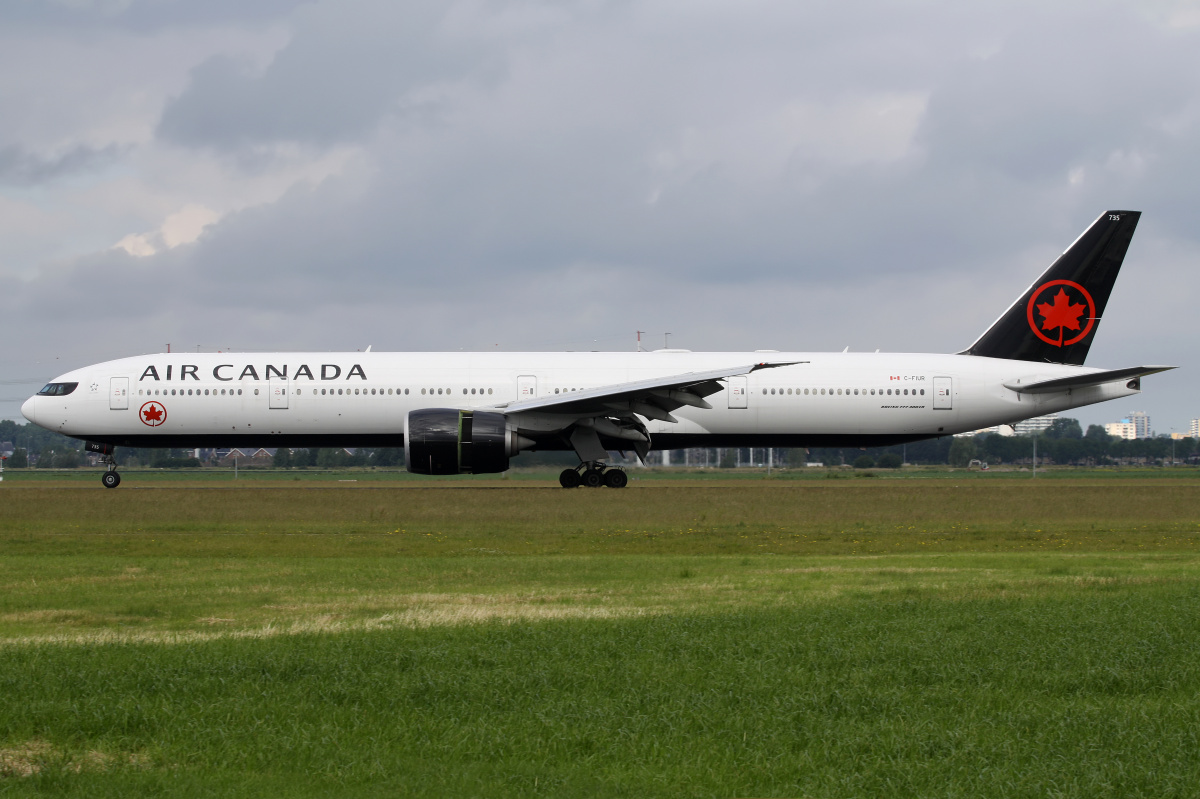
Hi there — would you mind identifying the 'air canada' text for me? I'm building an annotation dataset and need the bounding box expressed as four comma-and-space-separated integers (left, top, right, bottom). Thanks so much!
139, 364, 367, 382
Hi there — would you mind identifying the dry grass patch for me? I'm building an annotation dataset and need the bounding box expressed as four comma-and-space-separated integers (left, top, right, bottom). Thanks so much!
0, 739, 148, 777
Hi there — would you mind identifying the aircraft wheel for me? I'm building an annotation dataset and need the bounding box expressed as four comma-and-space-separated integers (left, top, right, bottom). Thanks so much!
559, 468, 581, 489
581, 468, 604, 488
102, 471, 121, 489
603, 469, 628, 489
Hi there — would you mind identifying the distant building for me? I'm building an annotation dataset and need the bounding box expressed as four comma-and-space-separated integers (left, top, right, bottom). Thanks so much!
1013, 414, 1059, 436
1190, 418, 1200, 439
971, 425, 1016, 437
215, 447, 276, 466
1127, 411, 1150, 439
1105, 421, 1138, 440
1106, 412, 1150, 440
958, 416, 1058, 438
0, 441, 13, 457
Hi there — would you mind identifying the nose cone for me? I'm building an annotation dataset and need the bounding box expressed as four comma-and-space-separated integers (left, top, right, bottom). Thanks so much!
21, 395, 39, 426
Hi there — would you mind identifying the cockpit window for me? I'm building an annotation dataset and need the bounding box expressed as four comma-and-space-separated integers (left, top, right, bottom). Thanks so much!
37, 382, 78, 396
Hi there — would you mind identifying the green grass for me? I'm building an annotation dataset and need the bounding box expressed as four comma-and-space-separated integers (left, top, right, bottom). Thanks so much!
7, 463, 1200, 485
4, 582, 1200, 797
3, 479, 1200, 796
3, 482, 1199, 556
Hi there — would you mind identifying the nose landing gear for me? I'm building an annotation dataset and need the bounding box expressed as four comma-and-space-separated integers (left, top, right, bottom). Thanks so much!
86, 442, 121, 488
559, 462, 628, 489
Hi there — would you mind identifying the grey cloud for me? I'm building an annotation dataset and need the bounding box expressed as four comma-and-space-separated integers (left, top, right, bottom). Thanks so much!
0, 0, 309, 31
920, 10, 1200, 178
3, 0, 1199, 429
0, 143, 125, 185
157, 1, 495, 149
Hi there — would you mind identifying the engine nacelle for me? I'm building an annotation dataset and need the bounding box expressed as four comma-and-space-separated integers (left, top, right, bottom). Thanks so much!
404, 409, 532, 475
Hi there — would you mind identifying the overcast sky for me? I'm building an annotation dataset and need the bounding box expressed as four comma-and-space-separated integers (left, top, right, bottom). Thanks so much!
2, 0, 1198, 433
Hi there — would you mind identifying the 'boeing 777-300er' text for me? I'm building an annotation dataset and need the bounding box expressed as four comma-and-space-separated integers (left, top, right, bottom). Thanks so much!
22, 210, 1174, 488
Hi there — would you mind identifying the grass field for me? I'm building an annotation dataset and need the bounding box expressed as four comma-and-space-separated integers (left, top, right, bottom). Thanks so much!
2, 473, 1200, 796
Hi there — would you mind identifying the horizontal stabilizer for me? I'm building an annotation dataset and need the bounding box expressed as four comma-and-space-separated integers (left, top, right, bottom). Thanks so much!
1003, 365, 1175, 394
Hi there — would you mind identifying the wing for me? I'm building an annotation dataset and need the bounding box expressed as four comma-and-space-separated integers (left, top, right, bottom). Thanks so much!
492, 360, 801, 462
494, 361, 799, 421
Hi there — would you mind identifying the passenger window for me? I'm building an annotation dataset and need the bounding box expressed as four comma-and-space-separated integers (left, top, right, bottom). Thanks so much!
921, 389, 925, 395
488, 389, 492, 394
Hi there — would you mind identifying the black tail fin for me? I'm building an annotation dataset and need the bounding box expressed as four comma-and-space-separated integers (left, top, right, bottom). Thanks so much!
961, 210, 1140, 365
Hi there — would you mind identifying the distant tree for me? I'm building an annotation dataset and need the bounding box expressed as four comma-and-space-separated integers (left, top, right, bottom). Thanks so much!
1044, 418, 1083, 439
53, 449, 81, 468
273, 447, 293, 469
316, 448, 344, 469
876, 452, 902, 469
1085, 424, 1113, 444
720, 449, 738, 468
1046, 437, 1085, 465
853, 454, 875, 469
948, 437, 977, 467
371, 447, 402, 467
7, 448, 27, 468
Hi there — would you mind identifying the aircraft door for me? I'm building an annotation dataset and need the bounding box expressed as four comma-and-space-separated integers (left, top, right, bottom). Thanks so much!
109, 377, 129, 410
269, 378, 289, 409
933, 377, 953, 409
727, 376, 748, 409
517, 375, 537, 400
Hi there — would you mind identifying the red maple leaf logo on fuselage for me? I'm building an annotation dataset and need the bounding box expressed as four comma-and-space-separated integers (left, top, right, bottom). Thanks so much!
139, 401, 166, 426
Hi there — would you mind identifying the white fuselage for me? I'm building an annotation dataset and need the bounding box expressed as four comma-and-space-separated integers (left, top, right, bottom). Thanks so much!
21, 350, 1139, 451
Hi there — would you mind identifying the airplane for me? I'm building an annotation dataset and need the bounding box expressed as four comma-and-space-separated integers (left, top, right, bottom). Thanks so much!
21, 210, 1173, 489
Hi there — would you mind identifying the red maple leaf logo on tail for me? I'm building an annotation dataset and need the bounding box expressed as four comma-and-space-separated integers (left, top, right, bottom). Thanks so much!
143, 405, 163, 422
1035, 288, 1086, 346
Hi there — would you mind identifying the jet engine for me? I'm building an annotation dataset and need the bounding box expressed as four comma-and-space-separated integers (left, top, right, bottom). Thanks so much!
404, 409, 533, 475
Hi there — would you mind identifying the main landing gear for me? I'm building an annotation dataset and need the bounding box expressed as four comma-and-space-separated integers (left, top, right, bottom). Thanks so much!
559, 462, 628, 489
